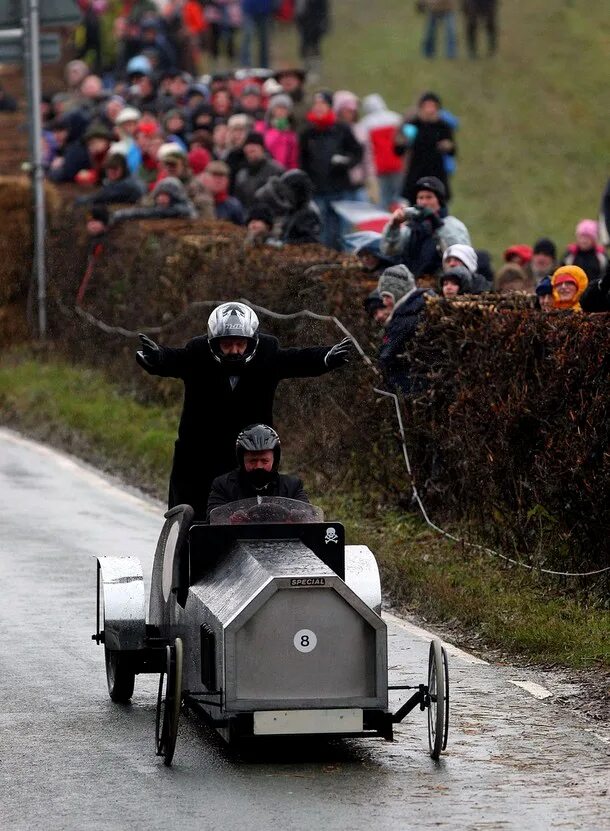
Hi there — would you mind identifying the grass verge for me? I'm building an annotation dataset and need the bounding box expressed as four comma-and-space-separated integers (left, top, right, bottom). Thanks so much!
0, 352, 607, 670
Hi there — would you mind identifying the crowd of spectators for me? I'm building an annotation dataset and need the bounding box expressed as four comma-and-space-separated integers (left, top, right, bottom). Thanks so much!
31, 2, 610, 394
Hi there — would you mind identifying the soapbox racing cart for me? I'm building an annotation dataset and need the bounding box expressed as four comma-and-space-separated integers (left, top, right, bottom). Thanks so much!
93, 497, 449, 766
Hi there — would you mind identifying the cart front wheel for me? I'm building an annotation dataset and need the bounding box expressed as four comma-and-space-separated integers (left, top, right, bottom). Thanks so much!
155, 638, 183, 766
105, 649, 136, 703
427, 639, 447, 760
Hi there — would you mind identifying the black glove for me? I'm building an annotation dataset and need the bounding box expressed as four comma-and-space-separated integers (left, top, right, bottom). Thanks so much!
136, 333, 161, 369
324, 336, 354, 369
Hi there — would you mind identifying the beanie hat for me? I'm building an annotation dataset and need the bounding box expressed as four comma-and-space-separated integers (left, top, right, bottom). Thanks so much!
83, 122, 113, 142
576, 219, 598, 242
313, 90, 333, 108
364, 289, 385, 315
136, 120, 159, 137
268, 93, 293, 112
535, 276, 553, 297
415, 176, 446, 205
152, 176, 187, 204
333, 90, 359, 114
440, 265, 472, 293
244, 131, 265, 147
504, 244, 533, 264
533, 238, 557, 259
246, 204, 274, 228
187, 146, 211, 174
377, 264, 416, 303
442, 243, 478, 274
227, 113, 252, 129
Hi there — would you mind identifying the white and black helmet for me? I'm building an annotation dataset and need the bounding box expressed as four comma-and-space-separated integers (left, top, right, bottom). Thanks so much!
207, 302, 259, 365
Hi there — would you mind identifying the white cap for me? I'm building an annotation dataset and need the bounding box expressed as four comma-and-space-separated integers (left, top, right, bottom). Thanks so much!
115, 106, 141, 125
158, 142, 187, 161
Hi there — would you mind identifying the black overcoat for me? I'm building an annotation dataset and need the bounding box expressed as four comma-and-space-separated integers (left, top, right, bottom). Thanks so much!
139, 333, 331, 516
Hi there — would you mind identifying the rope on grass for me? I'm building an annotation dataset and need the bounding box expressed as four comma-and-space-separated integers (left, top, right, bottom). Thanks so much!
57, 297, 610, 577
374, 387, 610, 579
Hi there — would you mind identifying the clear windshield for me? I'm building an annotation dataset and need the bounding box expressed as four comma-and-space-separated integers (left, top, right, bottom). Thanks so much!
209, 497, 324, 526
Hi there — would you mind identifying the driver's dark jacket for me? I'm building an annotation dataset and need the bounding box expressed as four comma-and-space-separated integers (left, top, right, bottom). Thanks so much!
137, 333, 331, 517
206, 469, 308, 521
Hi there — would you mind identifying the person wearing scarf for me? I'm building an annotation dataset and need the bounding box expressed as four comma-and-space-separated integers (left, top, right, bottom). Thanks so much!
551, 265, 588, 312
298, 90, 363, 249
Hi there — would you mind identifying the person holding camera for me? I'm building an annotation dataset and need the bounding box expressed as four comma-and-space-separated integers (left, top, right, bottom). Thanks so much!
380, 176, 470, 278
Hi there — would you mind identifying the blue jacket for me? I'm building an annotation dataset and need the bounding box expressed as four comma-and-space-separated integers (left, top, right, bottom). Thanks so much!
379, 288, 434, 394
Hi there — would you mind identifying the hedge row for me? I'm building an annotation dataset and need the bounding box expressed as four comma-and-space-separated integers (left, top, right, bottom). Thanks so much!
36, 208, 610, 577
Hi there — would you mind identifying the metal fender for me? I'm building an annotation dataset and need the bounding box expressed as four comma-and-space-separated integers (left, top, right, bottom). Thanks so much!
343, 545, 382, 615
95, 556, 146, 651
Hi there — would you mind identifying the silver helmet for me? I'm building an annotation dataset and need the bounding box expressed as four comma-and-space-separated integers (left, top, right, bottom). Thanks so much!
207, 302, 259, 365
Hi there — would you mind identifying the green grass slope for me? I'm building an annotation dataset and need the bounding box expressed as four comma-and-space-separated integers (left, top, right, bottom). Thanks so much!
276, 0, 609, 260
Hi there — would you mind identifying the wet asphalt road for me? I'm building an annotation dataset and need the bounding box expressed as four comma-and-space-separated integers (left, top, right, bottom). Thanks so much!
0, 427, 608, 831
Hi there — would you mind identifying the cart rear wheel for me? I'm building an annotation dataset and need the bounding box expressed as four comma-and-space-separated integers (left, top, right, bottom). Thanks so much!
427, 639, 446, 760
155, 638, 183, 767
441, 645, 450, 751
105, 649, 135, 703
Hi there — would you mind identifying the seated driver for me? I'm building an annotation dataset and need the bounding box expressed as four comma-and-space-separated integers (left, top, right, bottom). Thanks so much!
206, 424, 309, 521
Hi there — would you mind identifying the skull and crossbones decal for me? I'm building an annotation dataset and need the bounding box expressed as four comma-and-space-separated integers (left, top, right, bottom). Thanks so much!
324, 527, 339, 544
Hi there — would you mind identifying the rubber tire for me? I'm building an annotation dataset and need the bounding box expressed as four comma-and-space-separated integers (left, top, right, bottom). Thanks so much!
441, 645, 450, 751
105, 649, 136, 703
427, 639, 446, 760
155, 638, 183, 767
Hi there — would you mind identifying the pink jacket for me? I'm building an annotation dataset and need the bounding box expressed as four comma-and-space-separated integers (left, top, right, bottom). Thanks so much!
255, 122, 299, 170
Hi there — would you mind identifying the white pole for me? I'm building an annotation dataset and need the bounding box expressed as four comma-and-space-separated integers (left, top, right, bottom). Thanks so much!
24, 0, 46, 339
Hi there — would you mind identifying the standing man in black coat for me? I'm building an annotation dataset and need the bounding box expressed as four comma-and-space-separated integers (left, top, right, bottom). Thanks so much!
395, 91, 455, 204
136, 302, 352, 518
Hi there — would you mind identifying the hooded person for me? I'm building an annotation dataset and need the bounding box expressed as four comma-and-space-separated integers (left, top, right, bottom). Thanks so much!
244, 203, 276, 246
442, 243, 491, 292
47, 110, 91, 183
206, 424, 309, 520
535, 275, 554, 312
343, 231, 397, 276
75, 152, 146, 206
381, 176, 470, 278
254, 169, 321, 244
377, 264, 435, 393
357, 94, 403, 209
135, 301, 354, 517
364, 288, 390, 323
561, 219, 607, 284
234, 131, 285, 210
112, 177, 198, 222
439, 265, 473, 298
550, 265, 588, 312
